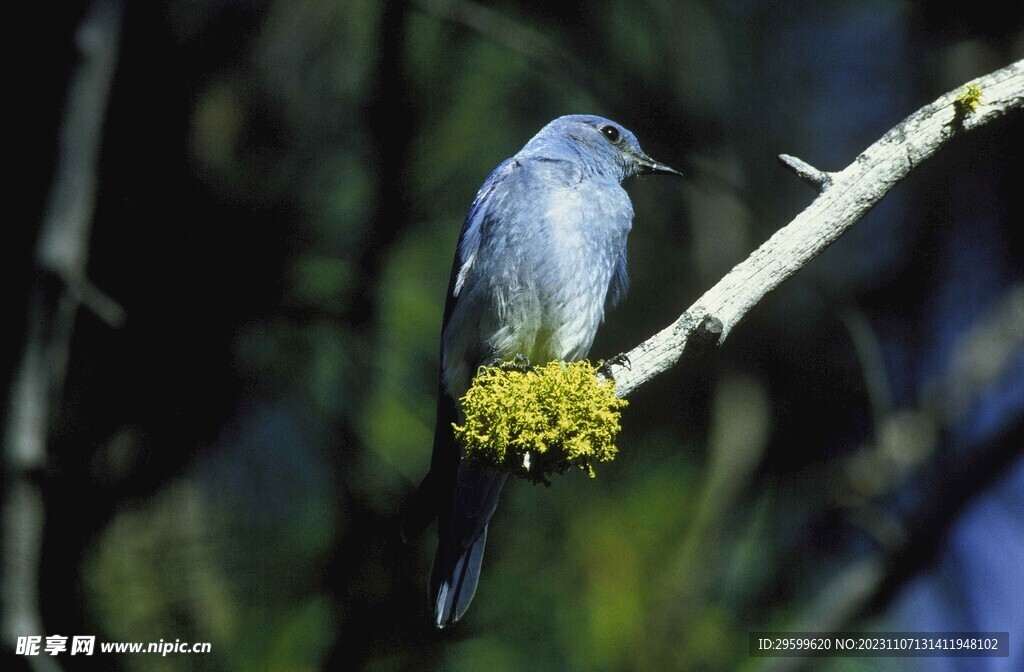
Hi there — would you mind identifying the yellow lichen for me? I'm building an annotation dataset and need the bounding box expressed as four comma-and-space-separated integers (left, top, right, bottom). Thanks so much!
954, 84, 982, 115
453, 360, 628, 485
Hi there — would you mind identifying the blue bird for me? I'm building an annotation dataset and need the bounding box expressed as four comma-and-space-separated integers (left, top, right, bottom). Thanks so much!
402, 115, 680, 628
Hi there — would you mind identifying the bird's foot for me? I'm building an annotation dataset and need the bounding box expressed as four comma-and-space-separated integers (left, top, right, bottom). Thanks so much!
497, 354, 533, 372
596, 352, 631, 377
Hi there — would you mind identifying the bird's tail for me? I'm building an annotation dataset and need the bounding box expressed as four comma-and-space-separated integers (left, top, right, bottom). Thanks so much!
429, 525, 489, 628
430, 461, 507, 628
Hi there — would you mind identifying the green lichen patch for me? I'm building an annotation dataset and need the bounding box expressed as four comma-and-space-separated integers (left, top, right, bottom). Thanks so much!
453, 360, 628, 485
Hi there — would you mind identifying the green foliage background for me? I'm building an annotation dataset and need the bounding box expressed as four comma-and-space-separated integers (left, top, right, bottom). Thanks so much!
13, 1, 1023, 671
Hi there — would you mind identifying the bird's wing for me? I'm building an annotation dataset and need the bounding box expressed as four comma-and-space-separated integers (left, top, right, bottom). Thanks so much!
603, 185, 634, 311
450, 157, 519, 303
399, 157, 520, 542
606, 245, 630, 310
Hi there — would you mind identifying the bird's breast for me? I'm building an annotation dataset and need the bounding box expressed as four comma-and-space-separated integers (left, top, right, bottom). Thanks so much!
488, 182, 628, 364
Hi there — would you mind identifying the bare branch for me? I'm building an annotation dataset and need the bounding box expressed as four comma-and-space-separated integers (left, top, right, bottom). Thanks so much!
2, 0, 122, 664
777, 153, 832, 192
605, 60, 1024, 398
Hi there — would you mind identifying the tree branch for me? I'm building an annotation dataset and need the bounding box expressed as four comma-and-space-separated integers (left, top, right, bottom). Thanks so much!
2, 1, 122, 665
604, 60, 1024, 398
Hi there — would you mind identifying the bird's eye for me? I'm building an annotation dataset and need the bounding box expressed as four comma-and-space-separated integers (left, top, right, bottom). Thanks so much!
601, 125, 621, 143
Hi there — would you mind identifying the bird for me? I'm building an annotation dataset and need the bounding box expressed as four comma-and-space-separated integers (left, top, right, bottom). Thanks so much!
401, 114, 681, 628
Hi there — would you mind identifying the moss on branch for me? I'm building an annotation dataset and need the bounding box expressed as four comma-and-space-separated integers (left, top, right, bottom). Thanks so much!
454, 360, 628, 485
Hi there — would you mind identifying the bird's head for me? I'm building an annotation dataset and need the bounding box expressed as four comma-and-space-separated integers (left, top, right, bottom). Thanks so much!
522, 114, 681, 182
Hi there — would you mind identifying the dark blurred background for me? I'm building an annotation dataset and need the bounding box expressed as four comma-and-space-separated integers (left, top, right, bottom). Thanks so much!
4, 1, 1022, 671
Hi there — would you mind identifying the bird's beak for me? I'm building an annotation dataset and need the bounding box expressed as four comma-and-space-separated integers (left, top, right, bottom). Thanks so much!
634, 152, 683, 177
